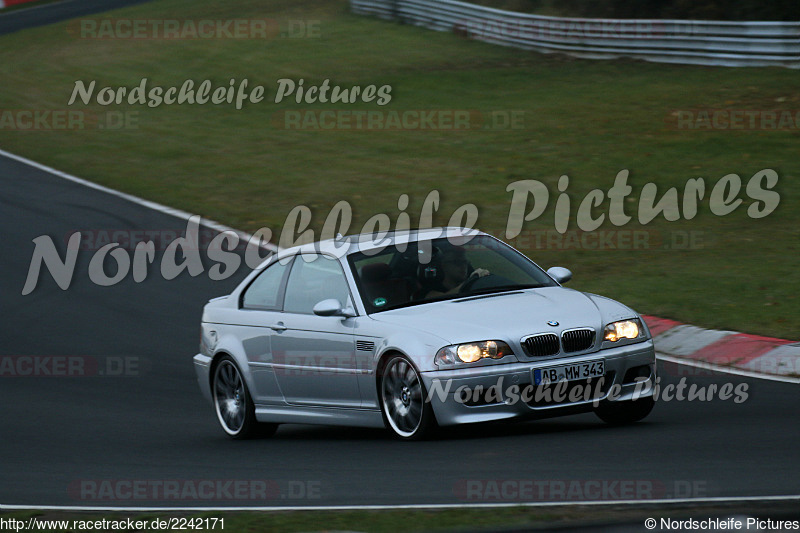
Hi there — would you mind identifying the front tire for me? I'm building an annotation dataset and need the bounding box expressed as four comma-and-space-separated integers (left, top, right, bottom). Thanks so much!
212, 355, 278, 439
380, 355, 437, 441
595, 396, 655, 425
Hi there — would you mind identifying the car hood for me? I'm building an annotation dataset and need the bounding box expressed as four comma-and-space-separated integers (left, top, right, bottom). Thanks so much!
369, 287, 637, 346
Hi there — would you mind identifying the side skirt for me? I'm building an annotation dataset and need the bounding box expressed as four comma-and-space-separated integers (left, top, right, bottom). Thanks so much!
255, 405, 385, 428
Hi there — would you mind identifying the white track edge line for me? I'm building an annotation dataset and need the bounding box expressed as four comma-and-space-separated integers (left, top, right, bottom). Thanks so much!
0, 148, 275, 251
657, 353, 800, 384
0, 0, 75, 17
2, 494, 800, 512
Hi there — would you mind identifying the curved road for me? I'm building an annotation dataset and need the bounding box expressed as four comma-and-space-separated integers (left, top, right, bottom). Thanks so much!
0, 0, 152, 37
0, 152, 798, 508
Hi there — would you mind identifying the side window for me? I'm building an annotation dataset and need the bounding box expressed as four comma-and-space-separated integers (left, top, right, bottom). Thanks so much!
242, 260, 290, 309
284, 254, 351, 315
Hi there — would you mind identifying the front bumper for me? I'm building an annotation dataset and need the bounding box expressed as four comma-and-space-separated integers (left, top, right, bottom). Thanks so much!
420, 339, 656, 426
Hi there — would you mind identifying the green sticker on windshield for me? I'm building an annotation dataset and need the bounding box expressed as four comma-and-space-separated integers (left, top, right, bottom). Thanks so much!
373, 297, 387, 307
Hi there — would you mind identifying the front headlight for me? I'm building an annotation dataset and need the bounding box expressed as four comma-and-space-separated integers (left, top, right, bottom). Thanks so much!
603, 319, 643, 342
435, 340, 513, 366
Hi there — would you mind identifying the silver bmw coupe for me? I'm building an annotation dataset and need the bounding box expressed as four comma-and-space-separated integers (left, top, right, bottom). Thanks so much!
194, 228, 656, 440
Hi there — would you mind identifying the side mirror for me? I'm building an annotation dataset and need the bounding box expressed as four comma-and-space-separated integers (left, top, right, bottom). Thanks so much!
546, 267, 573, 284
313, 299, 356, 318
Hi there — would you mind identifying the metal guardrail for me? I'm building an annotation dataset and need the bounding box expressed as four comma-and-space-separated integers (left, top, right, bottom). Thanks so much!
351, 0, 800, 68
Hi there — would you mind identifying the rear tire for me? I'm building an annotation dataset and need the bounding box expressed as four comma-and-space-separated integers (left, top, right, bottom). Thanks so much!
380, 355, 437, 441
595, 396, 655, 425
212, 355, 278, 439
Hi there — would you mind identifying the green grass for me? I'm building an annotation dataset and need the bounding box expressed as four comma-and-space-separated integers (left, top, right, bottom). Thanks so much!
1, 0, 798, 338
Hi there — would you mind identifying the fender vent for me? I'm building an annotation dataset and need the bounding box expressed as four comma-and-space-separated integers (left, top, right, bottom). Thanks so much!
356, 340, 375, 352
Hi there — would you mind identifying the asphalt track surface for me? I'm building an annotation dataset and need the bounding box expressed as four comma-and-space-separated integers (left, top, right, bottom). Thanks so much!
1, 0, 799, 511
1, 152, 799, 508
0, 0, 152, 36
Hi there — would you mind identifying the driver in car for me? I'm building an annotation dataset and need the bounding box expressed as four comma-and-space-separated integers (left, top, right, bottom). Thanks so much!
423, 245, 489, 298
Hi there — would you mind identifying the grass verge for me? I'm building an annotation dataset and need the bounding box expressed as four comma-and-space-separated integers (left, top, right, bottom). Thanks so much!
0, 0, 797, 337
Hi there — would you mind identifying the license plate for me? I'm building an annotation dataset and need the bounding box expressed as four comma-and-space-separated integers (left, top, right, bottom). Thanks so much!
534, 360, 605, 385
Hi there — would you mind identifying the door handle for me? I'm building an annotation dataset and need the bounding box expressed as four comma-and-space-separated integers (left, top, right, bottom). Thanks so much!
270, 322, 287, 332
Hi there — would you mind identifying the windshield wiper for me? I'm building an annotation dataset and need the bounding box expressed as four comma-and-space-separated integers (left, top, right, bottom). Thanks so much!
371, 284, 543, 310
460, 284, 542, 297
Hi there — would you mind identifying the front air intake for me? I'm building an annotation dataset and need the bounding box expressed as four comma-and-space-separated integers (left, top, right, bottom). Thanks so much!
561, 328, 595, 353
524, 333, 560, 357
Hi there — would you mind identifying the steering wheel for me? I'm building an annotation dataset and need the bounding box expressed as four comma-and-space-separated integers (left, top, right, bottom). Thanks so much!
459, 272, 489, 294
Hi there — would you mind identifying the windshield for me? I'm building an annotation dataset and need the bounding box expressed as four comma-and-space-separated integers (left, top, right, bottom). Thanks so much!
347, 234, 558, 313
